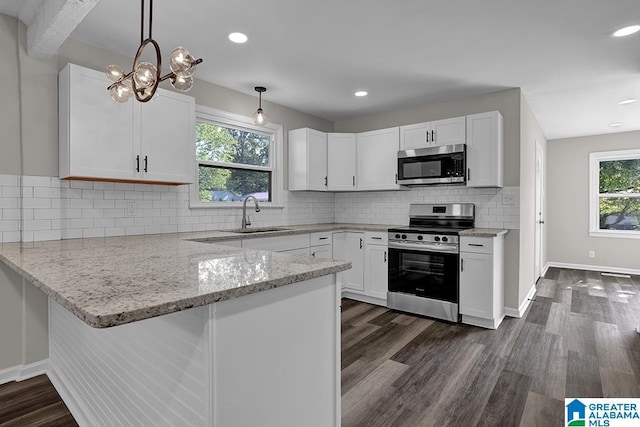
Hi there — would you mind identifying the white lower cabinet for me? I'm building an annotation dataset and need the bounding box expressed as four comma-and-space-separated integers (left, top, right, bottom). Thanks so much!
459, 234, 505, 329
334, 231, 387, 306
310, 231, 333, 259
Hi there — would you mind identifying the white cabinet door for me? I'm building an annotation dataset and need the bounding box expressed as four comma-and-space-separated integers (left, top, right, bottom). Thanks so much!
357, 127, 400, 190
60, 63, 136, 181
310, 245, 332, 259
288, 128, 328, 191
364, 244, 388, 301
459, 251, 493, 319
344, 233, 364, 291
466, 111, 503, 188
327, 133, 357, 191
139, 89, 195, 184
399, 122, 431, 150
430, 116, 466, 147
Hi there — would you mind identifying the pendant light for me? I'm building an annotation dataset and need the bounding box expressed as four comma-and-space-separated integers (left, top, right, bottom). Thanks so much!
105, 0, 203, 103
252, 86, 268, 126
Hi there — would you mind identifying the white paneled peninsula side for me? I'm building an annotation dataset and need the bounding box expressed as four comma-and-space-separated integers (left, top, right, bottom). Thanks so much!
0, 232, 350, 427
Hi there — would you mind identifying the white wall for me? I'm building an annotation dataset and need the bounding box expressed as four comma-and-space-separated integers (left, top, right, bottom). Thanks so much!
547, 130, 640, 271
519, 94, 547, 307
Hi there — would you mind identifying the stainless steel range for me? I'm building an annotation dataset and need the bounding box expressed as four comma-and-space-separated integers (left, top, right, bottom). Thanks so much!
387, 203, 475, 322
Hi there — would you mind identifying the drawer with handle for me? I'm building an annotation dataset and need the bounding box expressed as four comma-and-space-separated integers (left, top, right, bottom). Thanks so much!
310, 232, 332, 246
364, 232, 388, 245
460, 236, 493, 254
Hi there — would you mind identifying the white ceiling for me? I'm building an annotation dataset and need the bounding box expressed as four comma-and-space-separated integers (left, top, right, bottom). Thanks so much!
2, 0, 639, 140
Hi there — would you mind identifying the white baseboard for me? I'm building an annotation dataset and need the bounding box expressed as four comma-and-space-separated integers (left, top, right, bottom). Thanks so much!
341, 290, 387, 307
0, 359, 49, 385
545, 262, 640, 277
541, 263, 550, 277
47, 364, 92, 427
504, 285, 537, 318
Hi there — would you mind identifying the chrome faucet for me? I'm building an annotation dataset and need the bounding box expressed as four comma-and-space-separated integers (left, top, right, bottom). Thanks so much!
241, 195, 260, 230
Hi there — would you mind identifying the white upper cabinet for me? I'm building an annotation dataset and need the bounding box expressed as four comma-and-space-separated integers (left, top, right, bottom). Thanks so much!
138, 90, 195, 184
399, 116, 466, 150
327, 133, 357, 191
357, 127, 402, 190
288, 128, 328, 191
59, 63, 195, 185
466, 111, 504, 188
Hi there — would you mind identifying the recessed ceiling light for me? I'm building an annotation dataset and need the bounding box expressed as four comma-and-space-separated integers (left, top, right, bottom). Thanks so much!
612, 25, 640, 37
355, 91, 368, 97
228, 32, 248, 44
618, 98, 638, 105
609, 122, 623, 127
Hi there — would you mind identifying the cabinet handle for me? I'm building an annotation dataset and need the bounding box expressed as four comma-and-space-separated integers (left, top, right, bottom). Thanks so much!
461, 258, 464, 272
324, 176, 328, 187
384, 251, 387, 263
395, 173, 398, 184
359, 238, 363, 249
426, 131, 429, 143
371, 237, 382, 240
467, 168, 471, 181
469, 243, 484, 247
432, 130, 435, 142
144, 156, 148, 173
312, 252, 316, 257
319, 237, 328, 240
352, 176, 355, 187
136, 155, 140, 173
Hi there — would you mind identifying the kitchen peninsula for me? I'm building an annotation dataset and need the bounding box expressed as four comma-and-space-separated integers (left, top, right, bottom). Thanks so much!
0, 230, 351, 426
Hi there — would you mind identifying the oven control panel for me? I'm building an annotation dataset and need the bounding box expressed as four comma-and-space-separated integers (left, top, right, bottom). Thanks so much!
388, 232, 458, 244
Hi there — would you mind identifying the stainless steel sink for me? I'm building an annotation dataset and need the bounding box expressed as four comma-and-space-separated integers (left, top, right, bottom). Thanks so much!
228, 227, 290, 234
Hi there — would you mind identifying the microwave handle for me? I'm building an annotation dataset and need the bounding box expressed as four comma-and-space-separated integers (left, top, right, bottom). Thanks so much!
467, 168, 471, 182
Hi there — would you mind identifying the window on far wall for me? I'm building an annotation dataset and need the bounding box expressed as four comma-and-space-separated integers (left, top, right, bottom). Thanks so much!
589, 149, 640, 238
191, 106, 283, 207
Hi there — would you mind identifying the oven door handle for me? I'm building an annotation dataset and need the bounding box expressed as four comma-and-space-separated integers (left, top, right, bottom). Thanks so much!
388, 241, 458, 254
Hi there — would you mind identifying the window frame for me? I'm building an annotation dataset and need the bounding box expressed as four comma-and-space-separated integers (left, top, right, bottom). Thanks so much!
190, 105, 284, 208
589, 149, 640, 239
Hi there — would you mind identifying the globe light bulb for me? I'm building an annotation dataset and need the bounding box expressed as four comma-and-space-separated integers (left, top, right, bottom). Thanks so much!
133, 62, 157, 88
110, 82, 132, 103
170, 46, 194, 75
171, 73, 194, 92
252, 108, 268, 126
106, 64, 124, 82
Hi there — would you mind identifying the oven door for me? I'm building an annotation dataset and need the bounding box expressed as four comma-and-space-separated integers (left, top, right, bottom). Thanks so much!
388, 247, 459, 303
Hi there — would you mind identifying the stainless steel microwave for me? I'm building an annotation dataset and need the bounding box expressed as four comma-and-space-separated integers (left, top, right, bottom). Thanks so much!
397, 144, 466, 185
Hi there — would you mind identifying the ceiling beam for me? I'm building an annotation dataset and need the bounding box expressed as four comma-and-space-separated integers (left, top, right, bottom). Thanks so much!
25, 0, 100, 60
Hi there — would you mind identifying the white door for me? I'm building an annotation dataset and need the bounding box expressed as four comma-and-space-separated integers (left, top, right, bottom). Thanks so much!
139, 89, 195, 184
459, 252, 492, 318
534, 140, 544, 280
399, 122, 431, 150
310, 246, 332, 259
327, 133, 357, 190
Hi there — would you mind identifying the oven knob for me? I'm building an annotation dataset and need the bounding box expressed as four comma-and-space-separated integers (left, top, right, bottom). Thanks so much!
401, 234, 407, 240
417, 235, 423, 241
395, 234, 401, 239
442, 236, 448, 242
434, 236, 440, 242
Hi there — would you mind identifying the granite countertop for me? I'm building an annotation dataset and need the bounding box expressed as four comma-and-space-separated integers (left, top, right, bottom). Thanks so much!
459, 228, 510, 237
0, 223, 395, 329
0, 223, 508, 328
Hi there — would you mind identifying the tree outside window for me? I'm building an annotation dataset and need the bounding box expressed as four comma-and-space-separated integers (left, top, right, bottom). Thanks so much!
590, 150, 640, 236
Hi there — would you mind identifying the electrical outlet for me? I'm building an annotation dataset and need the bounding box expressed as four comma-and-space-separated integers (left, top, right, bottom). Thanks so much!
126, 202, 137, 217
588, 250, 595, 259
502, 194, 515, 205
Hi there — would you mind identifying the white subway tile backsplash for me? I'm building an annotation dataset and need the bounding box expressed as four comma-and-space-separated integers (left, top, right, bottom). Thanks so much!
0, 174, 518, 242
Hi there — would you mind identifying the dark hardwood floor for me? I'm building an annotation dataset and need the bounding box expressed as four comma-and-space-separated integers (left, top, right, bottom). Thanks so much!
342, 267, 640, 427
0, 375, 77, 427
2, 268, 638, 426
